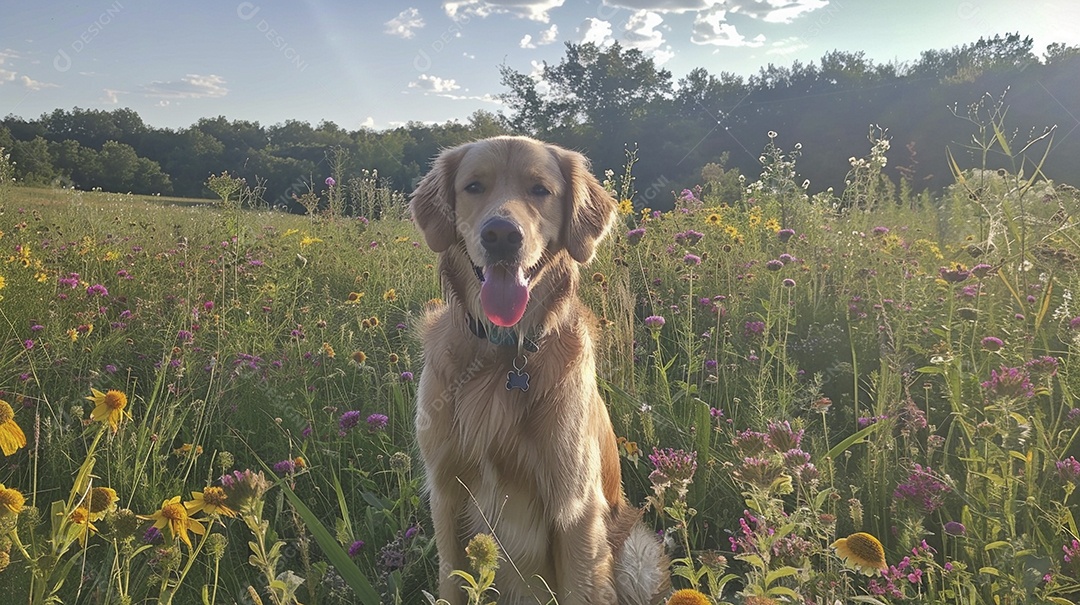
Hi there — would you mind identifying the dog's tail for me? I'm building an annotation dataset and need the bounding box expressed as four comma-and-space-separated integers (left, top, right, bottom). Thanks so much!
614, 523, 670, 605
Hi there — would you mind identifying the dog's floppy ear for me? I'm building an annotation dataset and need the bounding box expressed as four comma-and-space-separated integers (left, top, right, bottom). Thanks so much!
556, 147, 618, 264
411, 144, 469, 253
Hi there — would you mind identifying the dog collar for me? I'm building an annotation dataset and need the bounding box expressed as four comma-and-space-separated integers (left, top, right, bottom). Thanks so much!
464, 313, 540, 353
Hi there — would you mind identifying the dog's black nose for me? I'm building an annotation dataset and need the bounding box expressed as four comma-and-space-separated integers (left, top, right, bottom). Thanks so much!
480, 217, 523, 259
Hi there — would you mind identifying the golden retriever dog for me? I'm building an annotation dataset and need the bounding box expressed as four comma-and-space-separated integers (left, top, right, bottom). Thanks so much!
410, 136, 669, 605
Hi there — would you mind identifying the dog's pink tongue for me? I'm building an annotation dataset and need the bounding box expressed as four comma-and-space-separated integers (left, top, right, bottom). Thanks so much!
480, 265, 529, 327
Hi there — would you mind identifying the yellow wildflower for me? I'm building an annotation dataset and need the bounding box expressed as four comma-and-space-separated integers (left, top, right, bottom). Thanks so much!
346, 291, 364, 303
764, 217, 781, 232
142, 496, 206, 548
88, 487, 119, 521
666, 589, 710, 605
383, 288, 397, 302
832, 532, 888, 576
67, 328, 79, 342
70, 506, 98, 547
0, 400, 27, 456
185, 486, 237, 518
86, 388, 130, 432
705, 213, 723, 226
322, 342, 336, 358
0, 482, 26, 517
351, 350, 367, 365
282, 228, 299, 238
299, 235, 322, 248
618, 198, 634, 215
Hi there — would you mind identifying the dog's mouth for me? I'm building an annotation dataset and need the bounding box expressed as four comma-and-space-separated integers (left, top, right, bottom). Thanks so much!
472, 260, 543, 328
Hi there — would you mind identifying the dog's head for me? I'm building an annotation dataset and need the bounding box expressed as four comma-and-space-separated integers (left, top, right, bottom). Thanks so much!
411, 136, 617, 328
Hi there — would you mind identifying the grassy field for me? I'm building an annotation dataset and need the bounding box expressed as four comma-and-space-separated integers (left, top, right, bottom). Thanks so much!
0, 132, 1078, 605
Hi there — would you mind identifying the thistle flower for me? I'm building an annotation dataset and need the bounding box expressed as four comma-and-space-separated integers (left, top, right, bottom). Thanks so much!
0, 399, 27, 456
626, 228, 646, 245
765, 259, 784, 271
778, 228, 795, 242
833, 532, 888, 576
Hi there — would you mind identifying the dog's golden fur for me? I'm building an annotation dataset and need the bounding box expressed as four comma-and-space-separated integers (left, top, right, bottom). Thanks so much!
411, 136, 668, 605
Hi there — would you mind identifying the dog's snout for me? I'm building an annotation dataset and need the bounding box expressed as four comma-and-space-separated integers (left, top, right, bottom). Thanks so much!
480, 217, 523, 259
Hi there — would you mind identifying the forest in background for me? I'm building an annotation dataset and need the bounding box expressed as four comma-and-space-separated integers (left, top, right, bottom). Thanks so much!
1, 33, 1077, 208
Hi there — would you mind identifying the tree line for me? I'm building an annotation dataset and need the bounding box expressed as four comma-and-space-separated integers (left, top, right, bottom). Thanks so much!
1, 33, 1077, 209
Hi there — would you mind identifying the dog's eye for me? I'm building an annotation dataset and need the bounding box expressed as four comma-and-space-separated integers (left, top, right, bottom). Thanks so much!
464, 182, 484, 194
530, 184, 551, 196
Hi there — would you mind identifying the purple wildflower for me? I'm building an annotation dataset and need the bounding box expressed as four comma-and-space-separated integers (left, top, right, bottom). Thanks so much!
644, 315, 665, 330
143, 526, 163, 544
971, 263, 995, 278
348, 540, 365, 557
683, 253, 702, 266
778, 228, 795, 243
782, 278, 796, 288
766, 420, 804, 451
273, 459, 296, 475
765, 259, 784, 271
367, 413, 389, 431
893, 464, 949, 514
980, 336, 1004, 352
743, 320, 766, 339
1056, 457, 1080, 484
325, 176, 336, 187
87, 283, 109, 297
339, 410, 362, 433
1065, 539, 1080, 563
1025, 355, 1058, 377
872, 226, 890, 235
626, 228, 646, 245
400, 371, 414, 382
938, 266, 970, 283
981, 366, 1034, 400
732, 429, 769, 456
943, 521, 966, 536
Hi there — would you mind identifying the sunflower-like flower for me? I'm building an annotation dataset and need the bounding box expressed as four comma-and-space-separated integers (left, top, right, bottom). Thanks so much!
88, 486, 119, 521
70, 506, 98, 547
86, 388, 130, 432
0, 399, 27, 456
666, 589, 711, 605
185, 486, 237, 518
0, 482, 26, 517
141, 496, 206, 548
832, 532, 888, 576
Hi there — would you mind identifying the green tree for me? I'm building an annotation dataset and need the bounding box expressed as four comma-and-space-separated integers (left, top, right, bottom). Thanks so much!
10, 136, 56, 185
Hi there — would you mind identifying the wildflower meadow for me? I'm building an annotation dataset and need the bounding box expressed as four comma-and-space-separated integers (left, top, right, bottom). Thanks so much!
0, 104, 1079, 605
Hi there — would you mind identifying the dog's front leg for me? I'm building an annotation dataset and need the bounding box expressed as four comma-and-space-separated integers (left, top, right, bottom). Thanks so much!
552, 493, 618, 604
429, 487, 469, 605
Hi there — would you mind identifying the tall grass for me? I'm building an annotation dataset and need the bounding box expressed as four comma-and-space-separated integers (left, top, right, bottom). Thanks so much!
0, 105, 1078, 605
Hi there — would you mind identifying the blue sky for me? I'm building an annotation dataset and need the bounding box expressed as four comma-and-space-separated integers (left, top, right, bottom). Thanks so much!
1, 0, 1078, 131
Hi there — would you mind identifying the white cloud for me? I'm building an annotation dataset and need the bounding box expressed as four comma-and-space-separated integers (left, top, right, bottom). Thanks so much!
729, 0, 830, 24
385, 8, 425, 39
359, 116, 376, 129
691, 4, 764, 47
579, 18, 615, 46
19, 75, 56, 91
141, 74, 228, 99
444, 0, 565, 22
622, 11, 676, 64
102, 89, 124, 104
521, 24, 558, 48
0, 49, 56, 90
602, 0, 712, 12
766, 36, 809, 55
408, 74, 461, 93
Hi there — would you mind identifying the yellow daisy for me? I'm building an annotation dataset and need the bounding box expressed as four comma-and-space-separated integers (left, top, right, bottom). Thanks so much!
0, 399, 27, 456
70, 506, 98, 547
618, 198, 634, 215
705, 213, 723, 226
383, 288, 397, 302
86, 388, 130, 432
666, 589, 710, 605
185, 486, 237, 518
88, 486, 119, 521
142, 496, 206, 548
0, 482, 26, 517
832, 532, 888, 576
